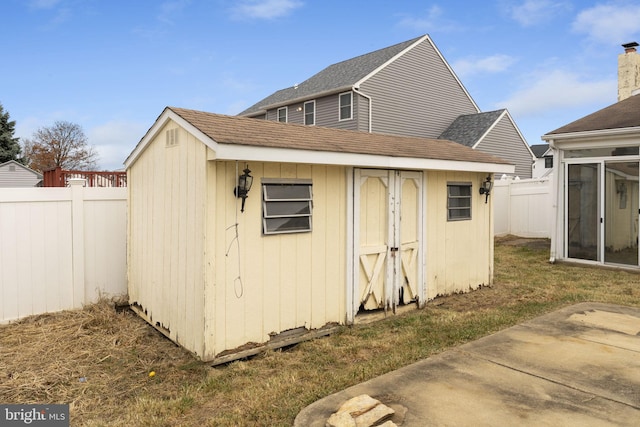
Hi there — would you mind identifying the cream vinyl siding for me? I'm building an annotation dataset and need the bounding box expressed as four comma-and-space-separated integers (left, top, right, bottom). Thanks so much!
425, 170, 493, 299
476, 117, 533, 178
127, 120, 207, 357
360, 38, 478, 138
205, 161, 347, 359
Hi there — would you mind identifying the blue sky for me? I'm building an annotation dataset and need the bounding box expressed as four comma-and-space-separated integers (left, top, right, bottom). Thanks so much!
3, 0, 640, 170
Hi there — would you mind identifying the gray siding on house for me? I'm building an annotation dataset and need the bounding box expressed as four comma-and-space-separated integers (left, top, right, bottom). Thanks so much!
0, 162, 42, 187
475, 117, 533, 178
265, 93, 359, 131
359, 37, 478, 139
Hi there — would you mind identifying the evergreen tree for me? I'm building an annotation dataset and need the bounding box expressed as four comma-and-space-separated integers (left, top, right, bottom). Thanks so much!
0, 103, 23, 163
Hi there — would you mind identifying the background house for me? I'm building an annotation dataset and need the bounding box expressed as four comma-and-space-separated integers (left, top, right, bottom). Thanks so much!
530, 143, 553, 178
125, 106, 513, 364
239, 34, 533, 178
0, 160, 42, 187
542, 42, 640, 270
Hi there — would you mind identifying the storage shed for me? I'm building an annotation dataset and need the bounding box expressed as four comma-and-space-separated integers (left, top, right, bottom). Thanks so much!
124, 107, 513, 364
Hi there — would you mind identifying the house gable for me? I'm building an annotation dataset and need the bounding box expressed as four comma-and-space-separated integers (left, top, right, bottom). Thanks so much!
238, 35, 479, 138
440, 110, 534, 178
238, 36, 424, 118
357, 35, 479, 138
0, 160, 43, 187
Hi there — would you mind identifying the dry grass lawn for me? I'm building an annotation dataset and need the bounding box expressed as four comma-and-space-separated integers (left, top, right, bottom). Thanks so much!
1, 237, 639, 426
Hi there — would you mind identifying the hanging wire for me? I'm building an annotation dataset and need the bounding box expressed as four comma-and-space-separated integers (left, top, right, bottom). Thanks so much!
224, 161, 244, 298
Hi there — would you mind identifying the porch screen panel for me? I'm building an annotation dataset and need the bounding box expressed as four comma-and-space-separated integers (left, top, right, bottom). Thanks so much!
604, 161, 639, 266
567, 163, 600, 261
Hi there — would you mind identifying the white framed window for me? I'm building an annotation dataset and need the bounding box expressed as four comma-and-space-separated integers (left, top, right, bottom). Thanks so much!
447, 182, 472, 221
262, 179, 313, 235
277, 107, 287, 123
339, 92, 352, 121
304, 100, 315, 125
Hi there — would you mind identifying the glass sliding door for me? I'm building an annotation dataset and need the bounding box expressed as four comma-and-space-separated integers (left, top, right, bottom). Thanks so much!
604, 161, 639, 266
566, 163, 600, 261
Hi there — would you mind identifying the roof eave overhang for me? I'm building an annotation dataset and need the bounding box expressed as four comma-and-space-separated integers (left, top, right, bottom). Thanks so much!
207, 143, 514, 174
542, 126, 640, 148
239, 85, 354, 117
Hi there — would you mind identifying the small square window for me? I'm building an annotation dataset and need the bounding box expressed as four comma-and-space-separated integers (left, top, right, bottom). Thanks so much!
277, 107, 287, 123
262, 180, 313, 234
304, 101, 315, 126
544, 156, 553, 168
339, 92, 352, 121
447, 183, 472, 221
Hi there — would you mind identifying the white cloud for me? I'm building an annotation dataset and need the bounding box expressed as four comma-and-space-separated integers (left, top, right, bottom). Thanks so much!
508, 0, 571, 27
495, 69, 616, 116
232, 0, 303, 20
453, 54, 517, 77
572, 3, 640, 44
397, 5, 460, 32
88, 120, 148, 170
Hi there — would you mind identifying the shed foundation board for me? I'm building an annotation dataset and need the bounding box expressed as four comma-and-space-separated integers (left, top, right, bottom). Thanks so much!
209, 324, 341, 366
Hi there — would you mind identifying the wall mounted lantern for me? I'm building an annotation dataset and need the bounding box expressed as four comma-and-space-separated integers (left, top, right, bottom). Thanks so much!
234, 167, 253, 212
479, 175, 493, 204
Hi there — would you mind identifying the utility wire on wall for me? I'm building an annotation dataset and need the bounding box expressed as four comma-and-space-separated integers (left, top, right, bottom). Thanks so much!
225, 161, 244, 299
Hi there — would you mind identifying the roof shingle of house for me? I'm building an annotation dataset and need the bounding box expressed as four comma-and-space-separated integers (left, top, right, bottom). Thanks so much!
546, 94, 640, 135
169, 107, 510, 165
238, 36, 424, 116
438, 110, 505, 147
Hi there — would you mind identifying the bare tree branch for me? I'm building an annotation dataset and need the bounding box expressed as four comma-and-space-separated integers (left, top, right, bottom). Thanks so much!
22, 121, 99, 172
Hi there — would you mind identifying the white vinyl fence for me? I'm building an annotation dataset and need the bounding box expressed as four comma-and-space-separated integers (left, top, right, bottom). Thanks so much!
0, 179, 127, 323
494, 176, 552, 238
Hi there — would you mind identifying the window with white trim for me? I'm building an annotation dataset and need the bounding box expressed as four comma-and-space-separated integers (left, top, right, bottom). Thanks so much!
339, 92, 352, 120
447, 183, 472, 221
277, 107, 287, 123
262, 179, 313, 234
304, 100, 315, 125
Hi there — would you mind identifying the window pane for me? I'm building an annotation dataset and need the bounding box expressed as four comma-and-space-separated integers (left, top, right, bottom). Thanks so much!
264, 201, 311, 217
448, 208, 471, 220
264, 184, 311, 200
340, 93, 352, 120
448, 185, 471, 197
265, 217, 311, 233
262, 182, 313, 235
277, 108, 286, 122
448, 198, 470, 208
304, 102, 314, 125
447, 183, 472, 221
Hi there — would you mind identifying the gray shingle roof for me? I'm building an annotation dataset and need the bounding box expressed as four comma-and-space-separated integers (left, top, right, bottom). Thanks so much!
238, 35, 425, 116
438, 110, 505, 147
545, 94, 640, 135
530, 144, 549, 158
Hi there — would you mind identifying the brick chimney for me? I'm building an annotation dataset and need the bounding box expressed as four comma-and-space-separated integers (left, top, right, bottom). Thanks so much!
618, 42, 640, 101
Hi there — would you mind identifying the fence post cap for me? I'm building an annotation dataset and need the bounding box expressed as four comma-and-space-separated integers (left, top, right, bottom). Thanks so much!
68, 178, 87, 187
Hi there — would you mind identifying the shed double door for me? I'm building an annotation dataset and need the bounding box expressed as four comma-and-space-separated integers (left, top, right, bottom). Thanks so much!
354, 169, 423, 313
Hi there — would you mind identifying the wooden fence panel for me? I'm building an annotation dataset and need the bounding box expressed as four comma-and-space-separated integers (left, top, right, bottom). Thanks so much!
0, 181, 127, 323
